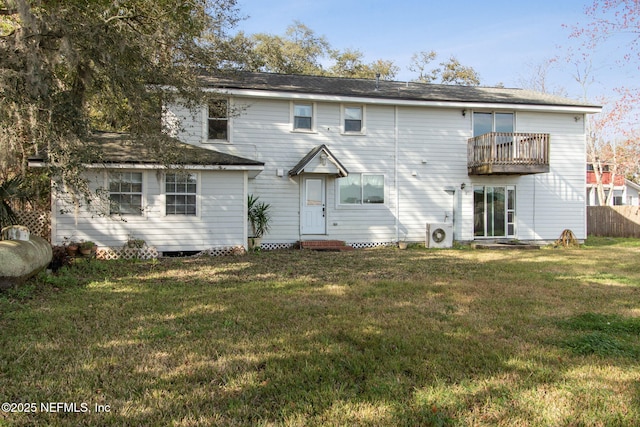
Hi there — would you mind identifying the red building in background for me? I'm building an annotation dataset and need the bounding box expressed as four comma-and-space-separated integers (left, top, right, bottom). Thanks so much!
586, 167, 640, 206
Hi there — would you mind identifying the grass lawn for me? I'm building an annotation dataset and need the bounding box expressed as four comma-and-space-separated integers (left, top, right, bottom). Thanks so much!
1, 237, 639, 426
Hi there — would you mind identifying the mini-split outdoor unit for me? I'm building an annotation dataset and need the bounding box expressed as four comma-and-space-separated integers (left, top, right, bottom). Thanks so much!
426, 223, 454, 248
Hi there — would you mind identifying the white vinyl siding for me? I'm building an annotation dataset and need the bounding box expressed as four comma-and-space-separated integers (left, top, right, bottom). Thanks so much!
397, 107, 469, 241
151, 95, 590, 247
514, 111, 586, 240
52, 170, 247, 252
227, 100, 397, 244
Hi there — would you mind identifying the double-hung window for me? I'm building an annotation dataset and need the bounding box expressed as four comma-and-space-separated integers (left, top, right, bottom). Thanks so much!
208, 99, 228, 140
339, 173, 384, 205
474, 185, 516, 237
344, 106, 363, 133
293, 103, 313, 131
109, 172, 143, 216
166, 172, 197, 216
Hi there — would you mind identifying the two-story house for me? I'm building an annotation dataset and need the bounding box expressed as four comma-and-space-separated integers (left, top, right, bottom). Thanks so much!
37, 72, 601, 253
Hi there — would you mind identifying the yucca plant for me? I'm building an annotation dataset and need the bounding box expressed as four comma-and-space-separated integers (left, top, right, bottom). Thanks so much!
247, 194, 271, 238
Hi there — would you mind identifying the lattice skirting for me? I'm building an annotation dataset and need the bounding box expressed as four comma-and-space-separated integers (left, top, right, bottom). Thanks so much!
195, 246, 247, 257
264, 242, 394, 251
260, 242, 296, 251
96, 246, 247, 260
97, 247, 159, 260
92, 241, 396, 260
15, 210, 51, 242
349, 241, 396, 249
262, 242, 395, 251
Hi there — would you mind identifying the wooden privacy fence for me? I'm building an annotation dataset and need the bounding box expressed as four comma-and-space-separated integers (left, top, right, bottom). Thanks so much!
587, 206, 640, 238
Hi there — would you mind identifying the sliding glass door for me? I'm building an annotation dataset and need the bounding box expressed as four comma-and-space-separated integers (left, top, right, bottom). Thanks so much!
474, 186, 516, 238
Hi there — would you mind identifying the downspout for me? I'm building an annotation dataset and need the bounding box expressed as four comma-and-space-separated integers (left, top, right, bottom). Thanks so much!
533, 175, 536, 239
50, 177, 57, 245
394, 105, 400, 243
298, 175, 302, 247
243, 171, 248, 251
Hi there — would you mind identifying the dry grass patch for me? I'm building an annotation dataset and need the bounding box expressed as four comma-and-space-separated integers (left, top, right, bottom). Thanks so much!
0, 237, 639, 426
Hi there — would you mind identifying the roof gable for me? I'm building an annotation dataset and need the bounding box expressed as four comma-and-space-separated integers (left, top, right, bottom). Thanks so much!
289, 145, 348, 178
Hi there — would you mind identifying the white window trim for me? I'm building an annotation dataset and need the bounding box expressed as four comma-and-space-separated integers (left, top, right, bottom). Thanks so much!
340, 104, 366, 135
106, 170, 147, 219
291, 101, 317, 133
336, 172, 386, 209
163, 172, 201, 219
203, 98, 232, 144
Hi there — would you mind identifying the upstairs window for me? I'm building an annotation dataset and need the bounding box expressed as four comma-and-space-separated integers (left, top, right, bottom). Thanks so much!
293, 103, 313, 131
109, 172, 143, 216
208, 99, 228, 140
166, 172, 197, 216
473, 112, 514, 137
344, 106, 363, 133
339, 174, 385, 205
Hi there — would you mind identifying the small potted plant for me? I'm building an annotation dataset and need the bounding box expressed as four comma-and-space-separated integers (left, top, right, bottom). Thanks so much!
123, 237, 147, 258
125, 237, 146, 249
65, 239, 79, 257
79, 240, 97, 256
247, 194, 271, 250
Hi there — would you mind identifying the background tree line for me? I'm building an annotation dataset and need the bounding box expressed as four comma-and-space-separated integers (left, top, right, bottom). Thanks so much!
227, 20, 480, 85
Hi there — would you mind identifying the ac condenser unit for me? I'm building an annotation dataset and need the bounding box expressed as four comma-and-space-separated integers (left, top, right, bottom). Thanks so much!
426, 223, 454, 248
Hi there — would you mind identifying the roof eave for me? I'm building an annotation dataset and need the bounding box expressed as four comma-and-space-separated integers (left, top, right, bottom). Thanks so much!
28, 160, 265, 178
209, 87, 602, 114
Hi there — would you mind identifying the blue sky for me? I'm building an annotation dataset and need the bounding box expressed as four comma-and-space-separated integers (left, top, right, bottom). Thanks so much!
233, 0, 634, 101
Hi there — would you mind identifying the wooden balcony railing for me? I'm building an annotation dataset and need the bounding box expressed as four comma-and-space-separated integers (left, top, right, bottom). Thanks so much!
467, 132, 550, 175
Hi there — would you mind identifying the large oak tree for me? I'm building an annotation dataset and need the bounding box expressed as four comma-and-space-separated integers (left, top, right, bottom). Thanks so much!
0, 0, 241, 193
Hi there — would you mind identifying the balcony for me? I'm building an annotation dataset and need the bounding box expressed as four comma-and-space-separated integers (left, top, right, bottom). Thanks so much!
467, 132, 550, 175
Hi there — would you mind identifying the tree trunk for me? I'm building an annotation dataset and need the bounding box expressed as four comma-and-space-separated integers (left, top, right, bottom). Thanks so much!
590, 158, 606, 206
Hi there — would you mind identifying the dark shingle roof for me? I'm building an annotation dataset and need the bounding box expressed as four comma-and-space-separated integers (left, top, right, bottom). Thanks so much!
200, 72, 599, 109
30, 132, 264, 167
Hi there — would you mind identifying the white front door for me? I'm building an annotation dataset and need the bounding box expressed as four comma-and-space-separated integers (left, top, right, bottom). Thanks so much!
301, 177, 326, 234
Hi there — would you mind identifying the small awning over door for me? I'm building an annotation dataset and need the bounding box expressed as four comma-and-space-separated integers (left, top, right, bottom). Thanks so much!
288, 145, 349, 178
